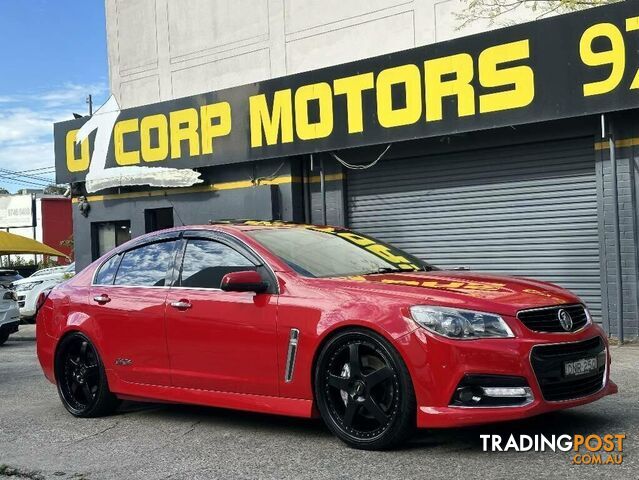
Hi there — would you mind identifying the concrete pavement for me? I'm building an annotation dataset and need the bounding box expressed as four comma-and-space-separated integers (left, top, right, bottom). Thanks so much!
0, 331, 637, 479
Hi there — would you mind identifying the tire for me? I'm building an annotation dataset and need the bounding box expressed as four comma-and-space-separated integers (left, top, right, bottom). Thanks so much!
314, 328, 416, 450
54, 332, 120, 417
0, 331, 9, 346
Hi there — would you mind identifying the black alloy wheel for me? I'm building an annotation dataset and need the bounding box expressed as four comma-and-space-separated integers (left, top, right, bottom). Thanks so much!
55, 332, 120, 417
314, 329, 415, 450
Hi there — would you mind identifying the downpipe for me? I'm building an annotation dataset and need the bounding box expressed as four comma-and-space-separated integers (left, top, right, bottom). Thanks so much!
603, 114, 624, 344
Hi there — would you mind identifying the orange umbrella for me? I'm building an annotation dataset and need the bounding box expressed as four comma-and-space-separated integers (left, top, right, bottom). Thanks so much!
0, 231, 68, 257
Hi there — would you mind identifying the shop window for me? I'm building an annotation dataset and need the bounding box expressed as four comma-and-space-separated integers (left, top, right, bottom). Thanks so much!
145, 208, 174, 233
91, 221, 131, 260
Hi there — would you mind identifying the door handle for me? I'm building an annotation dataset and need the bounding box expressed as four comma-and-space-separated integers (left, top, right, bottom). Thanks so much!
93, 294, 111, 304
170, 300, 192, 310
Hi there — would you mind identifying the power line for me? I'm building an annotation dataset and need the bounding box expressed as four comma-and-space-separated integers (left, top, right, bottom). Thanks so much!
0, 174, 50, 188
0, 174, 49, 186
21, 166, 55, 174
0, 167, 55, 183
0, 169, 55, 183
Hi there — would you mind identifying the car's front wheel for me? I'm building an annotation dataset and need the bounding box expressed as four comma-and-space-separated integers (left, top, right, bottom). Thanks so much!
314, 328, 416, 450
55, 332, 120, 417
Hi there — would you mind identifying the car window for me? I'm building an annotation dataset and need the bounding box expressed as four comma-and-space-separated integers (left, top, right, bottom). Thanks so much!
114, 241, 177, 287
94, 254, 121, 285
179, 239, 255, 289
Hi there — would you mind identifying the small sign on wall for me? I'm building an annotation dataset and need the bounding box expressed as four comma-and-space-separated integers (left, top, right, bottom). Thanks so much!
0, 195, 34, 228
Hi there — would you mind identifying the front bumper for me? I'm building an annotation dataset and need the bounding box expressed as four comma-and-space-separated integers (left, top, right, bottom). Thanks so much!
17, 289, 41, 317
0, 319, 19, 336
0, 302, 20, 331
400, 323, 617, 429
418, 379, 617, 428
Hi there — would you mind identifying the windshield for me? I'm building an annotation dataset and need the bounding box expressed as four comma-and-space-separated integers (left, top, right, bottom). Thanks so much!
247, 227, 434, 278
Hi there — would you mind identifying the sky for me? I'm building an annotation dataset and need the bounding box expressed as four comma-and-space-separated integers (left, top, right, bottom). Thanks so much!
0, 0, 109, 193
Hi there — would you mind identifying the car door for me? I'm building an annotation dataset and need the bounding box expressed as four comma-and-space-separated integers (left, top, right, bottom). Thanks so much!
90, 237, 179, 386
165, 233, 278, 396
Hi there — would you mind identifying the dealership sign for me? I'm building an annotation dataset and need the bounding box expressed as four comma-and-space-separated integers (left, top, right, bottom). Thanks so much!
55, 1, 639, 190
0, 195, 34, 228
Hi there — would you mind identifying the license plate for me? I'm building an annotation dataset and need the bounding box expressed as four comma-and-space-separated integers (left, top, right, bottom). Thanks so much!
564, 357, 597, 377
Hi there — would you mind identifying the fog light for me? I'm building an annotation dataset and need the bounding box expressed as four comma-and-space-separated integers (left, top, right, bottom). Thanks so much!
450, 375, 534, 407
457, 386, 483, 405
482, 387, 532, 398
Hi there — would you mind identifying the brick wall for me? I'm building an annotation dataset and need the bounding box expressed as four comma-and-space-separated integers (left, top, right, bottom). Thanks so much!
596, 112, 639, 340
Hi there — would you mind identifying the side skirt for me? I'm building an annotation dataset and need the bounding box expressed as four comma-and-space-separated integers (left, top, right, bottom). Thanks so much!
109, 376, 315, 419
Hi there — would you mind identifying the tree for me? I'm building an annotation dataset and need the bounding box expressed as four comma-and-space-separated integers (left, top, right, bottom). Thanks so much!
60, 235, 74, 261
43, 184, 67, 195
0, 188, 9, 195
456, 0, 618, 28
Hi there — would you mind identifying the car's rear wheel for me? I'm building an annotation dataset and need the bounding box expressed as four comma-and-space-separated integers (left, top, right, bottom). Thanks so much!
0, 331, 9, 346
55, 332, 120, 417
314, 329, 415, 450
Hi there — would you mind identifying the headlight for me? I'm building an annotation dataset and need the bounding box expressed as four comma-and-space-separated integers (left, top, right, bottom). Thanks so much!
584, 306, 593, 325
15, 281, 42, 291
3, 290, 17, 301
409, 306, 514, 339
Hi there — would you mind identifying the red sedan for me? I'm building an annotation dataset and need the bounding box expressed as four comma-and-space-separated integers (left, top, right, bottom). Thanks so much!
36, 222, 617, 449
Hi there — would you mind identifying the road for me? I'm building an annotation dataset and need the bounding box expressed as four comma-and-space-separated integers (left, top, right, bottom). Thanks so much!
1, 328, 637, 480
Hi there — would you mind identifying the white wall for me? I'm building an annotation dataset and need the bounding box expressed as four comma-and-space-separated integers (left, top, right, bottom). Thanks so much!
105, 0, 533, 108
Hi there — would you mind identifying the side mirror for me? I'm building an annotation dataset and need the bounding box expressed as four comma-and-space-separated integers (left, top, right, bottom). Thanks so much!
220, 270, 269, 293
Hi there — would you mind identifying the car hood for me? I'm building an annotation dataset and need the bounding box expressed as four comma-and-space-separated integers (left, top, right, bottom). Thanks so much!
13, 272, 67, 284
318, 270, 580, 317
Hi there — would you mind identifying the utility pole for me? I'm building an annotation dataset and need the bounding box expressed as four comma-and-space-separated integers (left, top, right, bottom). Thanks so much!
86, 94, 93, 116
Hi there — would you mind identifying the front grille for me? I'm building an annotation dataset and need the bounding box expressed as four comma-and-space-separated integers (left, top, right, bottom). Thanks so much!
530, 336, 606, 401
517, 304, 588, 333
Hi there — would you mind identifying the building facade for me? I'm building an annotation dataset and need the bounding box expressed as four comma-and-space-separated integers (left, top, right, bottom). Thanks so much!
56, 1, 639, 341
106, 0, 511, 110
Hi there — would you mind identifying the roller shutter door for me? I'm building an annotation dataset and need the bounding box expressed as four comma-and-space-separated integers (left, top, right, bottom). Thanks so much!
347, 137, 602, 322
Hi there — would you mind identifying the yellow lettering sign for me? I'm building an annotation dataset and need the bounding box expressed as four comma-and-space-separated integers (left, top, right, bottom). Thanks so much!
425, 53, 475, 122
65, 129, 90, 172
295, 83, 334, 140
114, 118, 139, 166
249, 90, 294, 147
170, 108, 200, 159
201, 102, 232, 155
140, 114, 169, 163
479, 40, 534, 113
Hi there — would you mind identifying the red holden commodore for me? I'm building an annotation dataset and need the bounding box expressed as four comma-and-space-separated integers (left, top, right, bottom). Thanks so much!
36, 221, 617, 449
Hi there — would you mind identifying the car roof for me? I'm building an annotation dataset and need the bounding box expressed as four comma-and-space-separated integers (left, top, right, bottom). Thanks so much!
107, 221, 349, 258
194, 220, 347, 232
137, 221, 347, 237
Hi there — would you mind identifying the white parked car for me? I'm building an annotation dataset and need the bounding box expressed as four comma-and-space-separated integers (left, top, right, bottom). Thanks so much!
0, 286, 20, 345
12, 263, 75, 320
